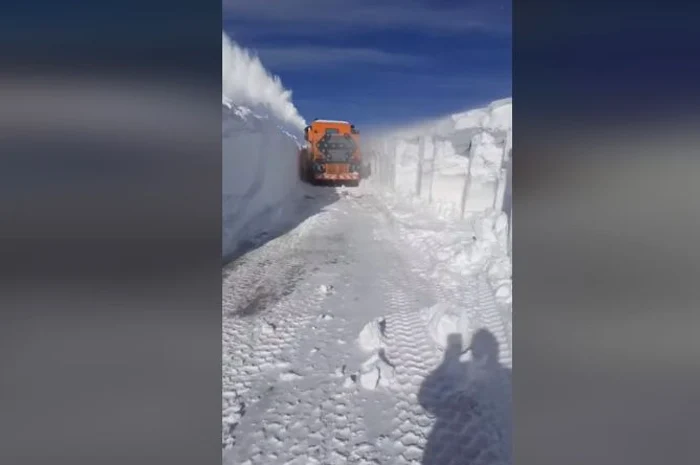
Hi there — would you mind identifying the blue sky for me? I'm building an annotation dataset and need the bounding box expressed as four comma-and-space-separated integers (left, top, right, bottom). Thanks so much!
223, 0, 511, 128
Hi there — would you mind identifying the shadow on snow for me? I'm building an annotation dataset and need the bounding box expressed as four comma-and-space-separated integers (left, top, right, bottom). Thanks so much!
419, 329, 512, 465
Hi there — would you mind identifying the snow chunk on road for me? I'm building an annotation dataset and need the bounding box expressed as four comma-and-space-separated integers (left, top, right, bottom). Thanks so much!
488, 254, 512, 306
357, 349, 396, 391
285, 456, 319, 465
495, 283, 512, 305
425, 302, 473, 351
488, 256, 512, 289
279, 370, 303, 382
358, 317, 387, 352
222, 391, 245, 449
343, 375, 356, 389
429, 209, 510, 277
255, 320, 277, 336
359, 366, 380, 390
318, 284, 335, 295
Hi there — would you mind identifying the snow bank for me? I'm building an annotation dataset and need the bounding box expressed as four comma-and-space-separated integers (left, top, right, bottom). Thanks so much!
222, 103, 304, 259
390, 207, 510, 287
364, 97, 512, 308
365, 98, 512, 221
222, 34, 307, 259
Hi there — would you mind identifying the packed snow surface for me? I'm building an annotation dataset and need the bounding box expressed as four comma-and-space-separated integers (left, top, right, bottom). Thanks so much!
223, 186, 512, 465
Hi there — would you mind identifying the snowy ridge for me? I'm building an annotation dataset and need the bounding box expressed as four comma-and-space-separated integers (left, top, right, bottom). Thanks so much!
369, 98, 512, 141
451, 97, 512, 133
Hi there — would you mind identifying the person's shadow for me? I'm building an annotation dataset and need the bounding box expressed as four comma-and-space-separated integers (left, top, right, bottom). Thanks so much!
418, 329, 512, 465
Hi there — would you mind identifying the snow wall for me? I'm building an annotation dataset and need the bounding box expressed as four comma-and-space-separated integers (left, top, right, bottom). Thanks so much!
365, 98, 512, 256
222, 34, 307, 259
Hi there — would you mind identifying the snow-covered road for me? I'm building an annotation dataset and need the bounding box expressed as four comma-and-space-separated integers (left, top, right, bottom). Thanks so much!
222, 184, 512, 465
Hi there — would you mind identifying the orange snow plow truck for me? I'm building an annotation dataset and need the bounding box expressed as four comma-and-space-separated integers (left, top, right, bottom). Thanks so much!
298, 119, 367, 187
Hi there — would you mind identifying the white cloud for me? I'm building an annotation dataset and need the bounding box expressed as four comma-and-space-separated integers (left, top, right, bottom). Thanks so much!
253, 46, 426, 70
222, 0, 509, 35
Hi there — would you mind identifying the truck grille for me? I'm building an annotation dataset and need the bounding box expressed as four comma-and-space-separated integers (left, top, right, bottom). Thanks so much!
316, 134, 357, 162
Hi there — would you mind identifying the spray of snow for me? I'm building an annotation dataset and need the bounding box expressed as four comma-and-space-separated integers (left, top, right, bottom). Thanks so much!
222, 32, 306, 129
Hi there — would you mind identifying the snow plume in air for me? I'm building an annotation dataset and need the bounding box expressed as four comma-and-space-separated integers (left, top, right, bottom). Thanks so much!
222, 32, 306, 129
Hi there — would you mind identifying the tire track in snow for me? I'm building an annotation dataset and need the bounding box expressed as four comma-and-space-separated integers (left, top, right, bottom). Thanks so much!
224, 192, 437, 465
224, 196, 403, 464
382, 304, 441, 464
222, 208, 339, 451
222, 282, 325, 450
359, 189, 512, 367
225, 299, 384, 464
373, 276, 511, 465
346, 189, 512, 464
